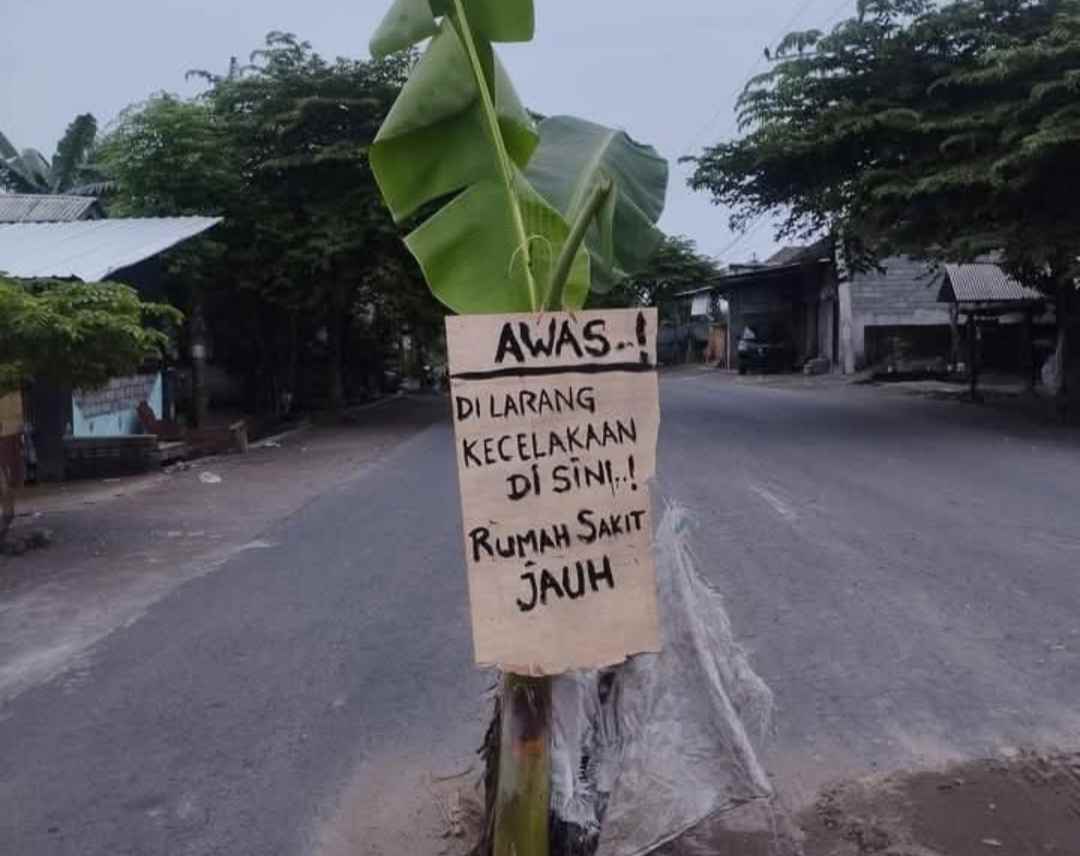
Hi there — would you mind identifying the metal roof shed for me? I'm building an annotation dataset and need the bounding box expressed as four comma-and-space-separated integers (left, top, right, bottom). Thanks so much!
938, 263, 1044, 312
0, 193, 104, 223
938, 263, 1046, 399
0, 217, 222, 281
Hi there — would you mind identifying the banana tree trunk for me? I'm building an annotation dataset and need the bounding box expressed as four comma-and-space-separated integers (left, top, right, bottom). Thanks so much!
494, 674, 551, 856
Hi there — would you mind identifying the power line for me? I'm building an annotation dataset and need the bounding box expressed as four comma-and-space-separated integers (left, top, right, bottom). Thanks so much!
691, 0, 860, 261
715, 212, 773, 262
683, 0, 827, 156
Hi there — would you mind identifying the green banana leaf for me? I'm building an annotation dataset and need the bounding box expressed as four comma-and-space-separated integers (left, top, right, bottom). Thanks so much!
525, 116, 668, 291
371, 16, 589, 313
406, 170, 590, 313
0, 130, 18, 162
371, 22, 536, 221
18, 149, 51, 190
371, 0, 534, 58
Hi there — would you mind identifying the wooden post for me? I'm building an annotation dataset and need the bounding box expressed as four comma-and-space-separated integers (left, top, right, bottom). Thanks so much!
948, 303, 961, 370
190, 298, 210, 429
967, 313, 982, 403
494, 674, 550, 856
1022, 308, 1036, 392
0, 464, 13, 544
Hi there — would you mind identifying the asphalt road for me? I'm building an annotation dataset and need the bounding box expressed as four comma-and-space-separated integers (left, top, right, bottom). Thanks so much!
2, 375, 1080, 854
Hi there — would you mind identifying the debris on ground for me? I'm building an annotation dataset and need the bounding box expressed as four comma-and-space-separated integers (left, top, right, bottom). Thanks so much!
198, 471, 223, 485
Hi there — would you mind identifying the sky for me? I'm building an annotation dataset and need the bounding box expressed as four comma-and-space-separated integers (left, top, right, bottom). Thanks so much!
1, 0, 853, 264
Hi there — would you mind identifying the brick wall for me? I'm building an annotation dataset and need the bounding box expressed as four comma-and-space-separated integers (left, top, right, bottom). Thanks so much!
848, 257, 952, 368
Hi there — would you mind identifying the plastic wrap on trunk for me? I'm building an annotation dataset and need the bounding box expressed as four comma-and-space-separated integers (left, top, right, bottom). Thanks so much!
549, 503, 774, 856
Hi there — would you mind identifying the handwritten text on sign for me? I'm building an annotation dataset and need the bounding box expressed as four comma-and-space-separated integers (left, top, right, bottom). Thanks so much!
446, 309, 661, 674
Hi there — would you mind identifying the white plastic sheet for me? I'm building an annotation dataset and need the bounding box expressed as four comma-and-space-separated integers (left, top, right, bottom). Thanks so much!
549, 504, 774, 856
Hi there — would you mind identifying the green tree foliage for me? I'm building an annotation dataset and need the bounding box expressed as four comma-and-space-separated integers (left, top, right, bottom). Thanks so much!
589, 235, 721, 320
98, 97, 237, 217
100, 33, 441, 411
0, 277, 180, 395
0, 114, 111, 195
688, 0, 1080, 289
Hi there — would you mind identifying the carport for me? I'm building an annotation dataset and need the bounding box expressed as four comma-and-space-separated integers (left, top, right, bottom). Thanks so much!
719, 256, 835, 372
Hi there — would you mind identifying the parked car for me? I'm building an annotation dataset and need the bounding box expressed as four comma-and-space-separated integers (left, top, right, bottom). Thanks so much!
737, 323, 794, 374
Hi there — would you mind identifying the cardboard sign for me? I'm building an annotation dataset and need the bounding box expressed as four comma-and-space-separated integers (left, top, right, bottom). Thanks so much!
445, 309, 661, 674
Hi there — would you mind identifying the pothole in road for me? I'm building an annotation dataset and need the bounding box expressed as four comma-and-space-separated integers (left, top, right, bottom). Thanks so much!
313, 748, 1080, 855
798, 749, 1080, 856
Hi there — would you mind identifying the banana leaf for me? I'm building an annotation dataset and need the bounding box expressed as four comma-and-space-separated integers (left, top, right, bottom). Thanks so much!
370, 0, 534, 58
525, 116, 668, 291
0, 130, 18, 162
371, 14, 588, 314
17, 149, 51, 191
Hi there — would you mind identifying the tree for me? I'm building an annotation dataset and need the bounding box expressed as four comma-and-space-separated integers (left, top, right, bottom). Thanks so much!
0, 114, 111, 195
0, 278, 179, 394
98, 97, 238, 217
588, 235, 722, 320
100, 33, 434, 414
688, 0, 1080, 400
0, 277, 179, 537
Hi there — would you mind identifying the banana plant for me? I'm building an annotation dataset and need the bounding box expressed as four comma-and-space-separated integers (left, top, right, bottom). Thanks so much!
0, 115, 112, 196
369, 0, 669, 314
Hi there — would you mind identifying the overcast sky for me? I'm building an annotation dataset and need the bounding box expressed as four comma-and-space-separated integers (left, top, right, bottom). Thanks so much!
1, 0, 851, 263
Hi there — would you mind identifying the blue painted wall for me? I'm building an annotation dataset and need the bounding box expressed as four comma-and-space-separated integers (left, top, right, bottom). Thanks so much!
71, 373, 163, 437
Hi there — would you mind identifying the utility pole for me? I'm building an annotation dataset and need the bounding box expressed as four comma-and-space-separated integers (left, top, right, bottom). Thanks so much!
190, 298, 209, 429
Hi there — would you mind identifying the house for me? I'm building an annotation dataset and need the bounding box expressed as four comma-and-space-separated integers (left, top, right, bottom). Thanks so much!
838, 256, 952, 373
0, 214, 222, 479
671, 243, 1049, 384
674, 243, 836, 371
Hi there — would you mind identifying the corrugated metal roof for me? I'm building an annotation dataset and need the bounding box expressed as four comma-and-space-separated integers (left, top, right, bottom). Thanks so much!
0, 193, 102, 223
0, 217, 222, 281
943, 263, 1042, 304
765, 246, 807, 266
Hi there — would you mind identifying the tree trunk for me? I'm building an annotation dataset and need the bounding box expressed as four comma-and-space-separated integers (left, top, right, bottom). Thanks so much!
30, 382, 69, 482
327, 283, 347, 415
1054, 280, 1072, 419
286, 310, 299, 417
